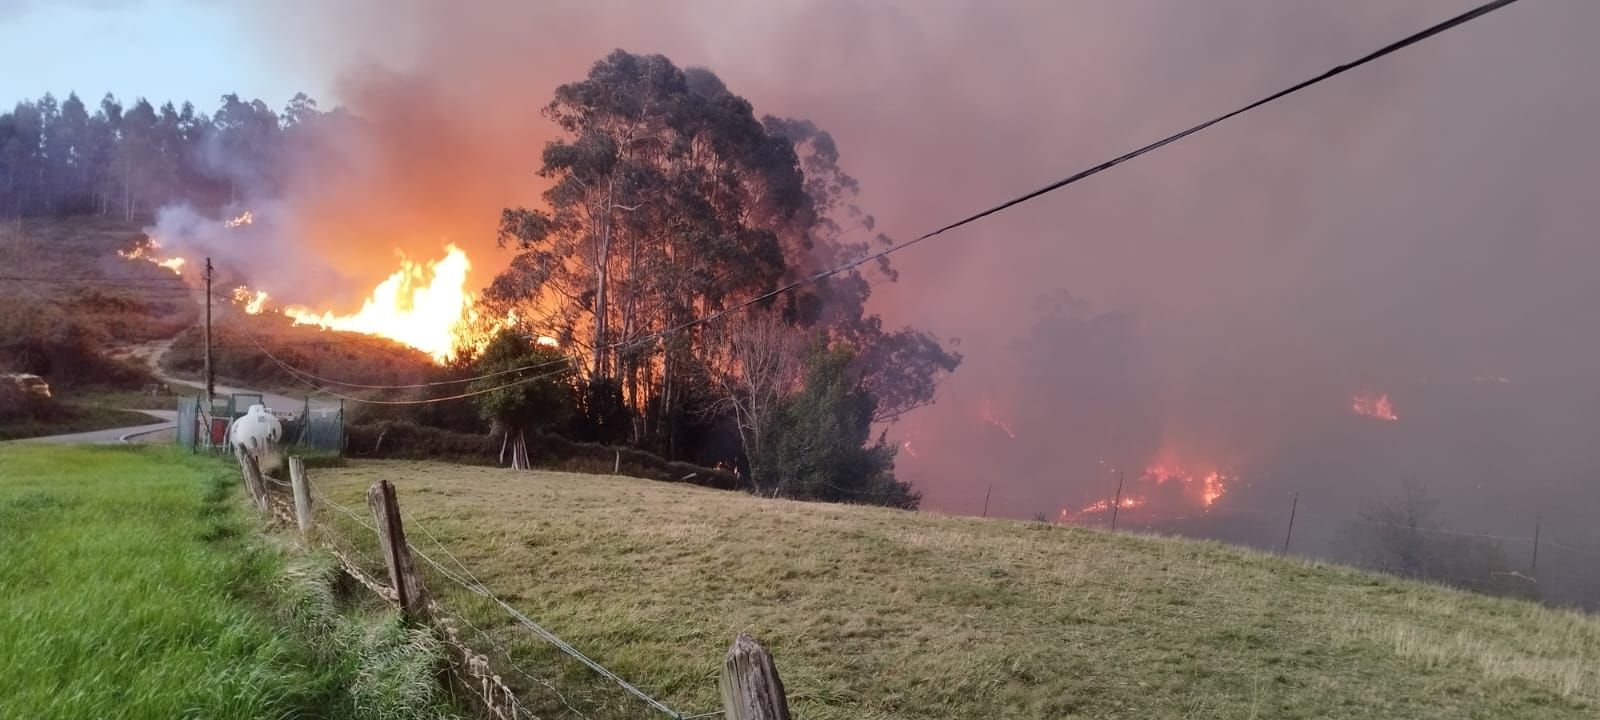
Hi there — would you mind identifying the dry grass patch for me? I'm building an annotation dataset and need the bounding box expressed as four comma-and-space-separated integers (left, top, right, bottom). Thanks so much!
309, 460, 1600, 719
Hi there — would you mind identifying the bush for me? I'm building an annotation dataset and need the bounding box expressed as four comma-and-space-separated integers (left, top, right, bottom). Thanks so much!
759, 346, 919, 509
0, 299, 155, 390
162, 320, 434, 393
0, 384, 59, 423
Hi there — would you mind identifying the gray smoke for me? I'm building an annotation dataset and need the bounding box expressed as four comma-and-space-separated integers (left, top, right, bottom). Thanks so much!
223, 0, 1600, 597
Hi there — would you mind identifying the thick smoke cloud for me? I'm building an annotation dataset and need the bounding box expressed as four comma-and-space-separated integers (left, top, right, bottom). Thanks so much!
234, 1, 1600, 593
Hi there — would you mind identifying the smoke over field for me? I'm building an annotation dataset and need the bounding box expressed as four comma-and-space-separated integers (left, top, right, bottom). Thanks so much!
205, 1, 1600, 596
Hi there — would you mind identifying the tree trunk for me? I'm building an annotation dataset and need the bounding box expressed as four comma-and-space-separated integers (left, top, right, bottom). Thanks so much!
591, 179, 615, 379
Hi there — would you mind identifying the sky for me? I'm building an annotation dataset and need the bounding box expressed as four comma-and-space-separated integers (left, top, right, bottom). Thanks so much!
0, 0, 317, 109
4, 0, 1598, 597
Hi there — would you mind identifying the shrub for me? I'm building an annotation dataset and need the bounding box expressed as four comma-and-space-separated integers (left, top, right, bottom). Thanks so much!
0, 299, 155, 390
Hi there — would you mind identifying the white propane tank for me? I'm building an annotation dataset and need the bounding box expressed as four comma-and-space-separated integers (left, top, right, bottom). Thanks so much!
228, 404, 284, 473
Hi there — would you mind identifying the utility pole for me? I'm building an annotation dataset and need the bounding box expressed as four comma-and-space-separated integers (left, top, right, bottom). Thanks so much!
203, 257, 215, 408
982, 483, 992, 518
1110, 470, 1125, 531
1282, 492, 1300, 555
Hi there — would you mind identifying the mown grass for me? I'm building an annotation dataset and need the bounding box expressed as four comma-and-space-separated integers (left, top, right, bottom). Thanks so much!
312, 460, 1600, 720
0, 445, 460, 719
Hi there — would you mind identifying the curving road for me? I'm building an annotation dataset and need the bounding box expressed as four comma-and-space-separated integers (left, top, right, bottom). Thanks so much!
10, 410, 178, 445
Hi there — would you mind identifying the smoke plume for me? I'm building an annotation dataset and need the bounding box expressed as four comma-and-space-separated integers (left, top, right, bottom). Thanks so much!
222, 1, 1600, 598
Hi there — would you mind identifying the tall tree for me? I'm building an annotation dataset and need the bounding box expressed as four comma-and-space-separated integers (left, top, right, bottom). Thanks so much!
491, 51, 798, 438
489, 50, 958, 491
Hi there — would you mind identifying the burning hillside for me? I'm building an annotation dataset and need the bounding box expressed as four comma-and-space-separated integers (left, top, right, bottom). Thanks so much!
1061, 463, 1232, 525
280, 245, 475, 361
134, 207, 481, 363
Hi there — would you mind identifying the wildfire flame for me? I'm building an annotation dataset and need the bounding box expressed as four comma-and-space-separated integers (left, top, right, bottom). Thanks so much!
232, 286, 270, 315
980, 399, 1017, 439
284, 245, 473, 361
1351, 392, 1398, 421
1062, 463, 1231, 523
118, 238, 186, 275
1062, 495, 1144, 522
225, 210, 254, 228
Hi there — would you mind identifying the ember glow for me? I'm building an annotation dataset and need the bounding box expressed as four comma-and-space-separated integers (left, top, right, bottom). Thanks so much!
1062, 495, 1144, 522
284, 245, 473, 361
118, 238, 186, 275
979, 399, 1017, 439
1351, 392, 1399, 421
224, 210, 254, 228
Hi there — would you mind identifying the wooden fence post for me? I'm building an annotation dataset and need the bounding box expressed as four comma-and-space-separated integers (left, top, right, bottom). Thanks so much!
289, 456, 314, 539
720, 633, 791, 720
367, 479, 428, 620
238, 451, 269, 512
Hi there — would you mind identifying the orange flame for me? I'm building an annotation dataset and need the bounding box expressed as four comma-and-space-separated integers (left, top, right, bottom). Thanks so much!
1146, 465, 1230, 508
1065, 495, 1144, 521
1351, 392, 1399, 421
232, 286, 270, 315
284, 245, 473, 361
119, 238, 186, 275
1063, 463, 1231, 523
225, 210, 254, 228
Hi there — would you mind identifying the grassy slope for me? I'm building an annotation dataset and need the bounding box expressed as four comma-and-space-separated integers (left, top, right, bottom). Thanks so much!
313, 460, 1600, 720
0, 404, 158, 440
0, 445, 453, 719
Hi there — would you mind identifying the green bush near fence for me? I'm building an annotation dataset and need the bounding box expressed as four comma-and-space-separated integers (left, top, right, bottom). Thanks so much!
0, 444, 458, 720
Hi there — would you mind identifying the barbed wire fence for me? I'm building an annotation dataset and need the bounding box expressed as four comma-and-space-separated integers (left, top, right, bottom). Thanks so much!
229, 452, 785, 720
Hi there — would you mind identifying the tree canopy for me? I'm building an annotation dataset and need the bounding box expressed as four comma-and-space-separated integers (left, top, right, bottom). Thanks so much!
484, 51, 958, 503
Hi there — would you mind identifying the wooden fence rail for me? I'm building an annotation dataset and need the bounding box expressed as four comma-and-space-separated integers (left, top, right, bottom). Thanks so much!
238, 454, 795, 720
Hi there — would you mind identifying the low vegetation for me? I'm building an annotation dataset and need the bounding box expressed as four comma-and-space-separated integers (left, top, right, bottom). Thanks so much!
312, 459, 1600, 720
162, 317, 437, 396
0, 445, 461, 719
0, 394, 157, 440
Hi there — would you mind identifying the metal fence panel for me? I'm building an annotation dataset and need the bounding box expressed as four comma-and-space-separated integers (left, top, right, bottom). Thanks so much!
176, 396, 198, 450
295, 409, 344, 453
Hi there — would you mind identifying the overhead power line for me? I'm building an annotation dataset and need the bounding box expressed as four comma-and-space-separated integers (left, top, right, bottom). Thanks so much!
251, 334, 581, 405
611, 0, 1522, 355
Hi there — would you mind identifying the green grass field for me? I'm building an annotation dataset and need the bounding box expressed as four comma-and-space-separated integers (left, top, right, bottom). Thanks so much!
311, 460, 1600, 720
0, 445, 459, 720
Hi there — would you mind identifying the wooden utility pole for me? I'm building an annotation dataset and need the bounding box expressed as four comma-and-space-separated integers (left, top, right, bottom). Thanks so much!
720, 633, 791, 720
1110, 470, 1125, 531
367, 480, 428, 620
203, 257, 215, 407
1282, 492, 1300, 555
982, 482, 992, 518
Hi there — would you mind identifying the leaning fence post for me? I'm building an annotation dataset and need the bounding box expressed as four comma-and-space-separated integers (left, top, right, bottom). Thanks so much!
289, 456, 314, 539
238, 451, 269, 512
367, 479, 428, 620
720, 633, 791, 720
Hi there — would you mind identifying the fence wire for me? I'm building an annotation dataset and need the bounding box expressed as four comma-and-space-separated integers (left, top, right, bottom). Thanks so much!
310, 487, 715, 720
